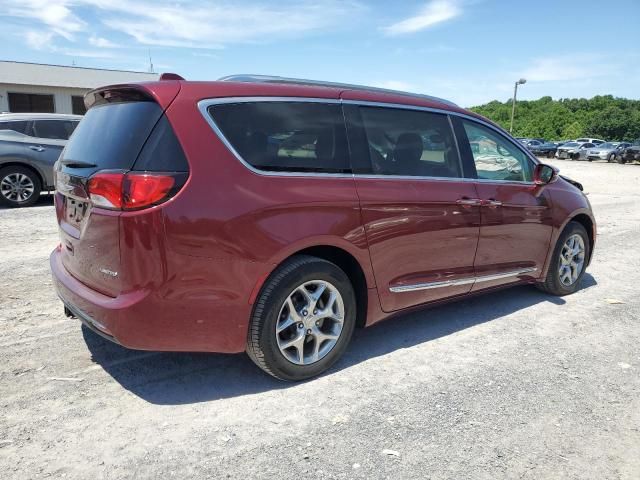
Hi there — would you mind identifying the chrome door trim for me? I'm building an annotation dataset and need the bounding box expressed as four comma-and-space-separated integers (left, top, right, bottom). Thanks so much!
389, 267, 538, 293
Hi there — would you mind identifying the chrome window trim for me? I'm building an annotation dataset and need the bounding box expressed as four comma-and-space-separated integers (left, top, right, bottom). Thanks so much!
389, 267, 538, 293
198, 97, 352, 179
197, 96, 540, 182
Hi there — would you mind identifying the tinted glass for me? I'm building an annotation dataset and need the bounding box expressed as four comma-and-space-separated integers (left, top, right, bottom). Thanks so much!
0, 121, 29, 135
462, 120, 533, 182
61, 101, 163, 175
133, 115, 189, 172
358, 106, 462, 178
209, 102, 350, 173
32, 120, 78, 140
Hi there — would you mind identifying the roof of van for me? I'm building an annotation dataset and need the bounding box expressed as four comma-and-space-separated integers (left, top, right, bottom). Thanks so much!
88, 74, 497, 130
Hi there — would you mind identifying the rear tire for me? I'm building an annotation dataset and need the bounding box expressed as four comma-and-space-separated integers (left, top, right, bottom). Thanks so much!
537, 221, 590, 296
246, 255, 357, 381
0, 166, 41, 208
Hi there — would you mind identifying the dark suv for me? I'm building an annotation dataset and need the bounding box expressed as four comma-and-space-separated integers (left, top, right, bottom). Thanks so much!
0, 113, 81, 207
51, 75, 596, 381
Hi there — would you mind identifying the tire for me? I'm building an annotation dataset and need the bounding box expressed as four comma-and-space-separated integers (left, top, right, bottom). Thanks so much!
547, 151, 555, 159
537, 221, 590, 296
617, 155, 626, 164
607, 153, 615, 163
0, 166, 42, 208
246, 255, 357, 381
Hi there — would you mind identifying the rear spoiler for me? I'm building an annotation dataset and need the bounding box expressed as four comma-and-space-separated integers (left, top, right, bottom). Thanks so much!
84, 79, 181, 111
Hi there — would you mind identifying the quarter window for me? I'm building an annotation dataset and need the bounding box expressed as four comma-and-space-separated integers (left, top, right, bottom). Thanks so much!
462, 120, 533, 182
357, 106, 462, 178
208, 102, 350, 173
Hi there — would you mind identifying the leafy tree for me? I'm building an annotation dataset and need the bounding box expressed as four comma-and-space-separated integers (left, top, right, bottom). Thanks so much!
470, 95, 640, 141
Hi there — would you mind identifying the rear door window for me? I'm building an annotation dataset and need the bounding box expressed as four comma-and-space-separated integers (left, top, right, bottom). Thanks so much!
356, 106, 462, 178
33, 120, 79, 140
208, 101, 350, 173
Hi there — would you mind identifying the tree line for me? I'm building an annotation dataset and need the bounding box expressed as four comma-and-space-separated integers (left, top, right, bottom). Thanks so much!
470, 95, 640, 142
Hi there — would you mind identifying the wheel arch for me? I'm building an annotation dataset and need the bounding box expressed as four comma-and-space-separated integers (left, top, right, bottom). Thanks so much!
254, 242, 373, 329
0, 161, 46, 190
570, 213, 595, 263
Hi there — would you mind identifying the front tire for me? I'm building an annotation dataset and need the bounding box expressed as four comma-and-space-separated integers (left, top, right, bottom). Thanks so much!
537, 221, 590, 296
0, 166, 41, 208
607, 153, 615, 163
246, 255, 356, 381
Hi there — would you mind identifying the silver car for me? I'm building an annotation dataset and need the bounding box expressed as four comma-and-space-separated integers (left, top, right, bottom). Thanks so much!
586, 142, 631, 162
555, 141, 595, 160
0, 113, 81, 207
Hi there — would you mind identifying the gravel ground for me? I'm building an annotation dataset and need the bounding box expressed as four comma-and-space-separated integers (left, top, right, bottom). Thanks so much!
1, 159, 639, 479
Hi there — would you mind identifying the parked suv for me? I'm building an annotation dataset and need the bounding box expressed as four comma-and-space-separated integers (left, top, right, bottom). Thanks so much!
0, 113, 81, 207
50, 75, 596, 381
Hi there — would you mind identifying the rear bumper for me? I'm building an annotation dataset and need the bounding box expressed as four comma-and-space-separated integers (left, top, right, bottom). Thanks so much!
50, 247, 248, 353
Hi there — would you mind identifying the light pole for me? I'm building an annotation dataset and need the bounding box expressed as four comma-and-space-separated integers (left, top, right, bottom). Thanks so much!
509, 78, 527, 134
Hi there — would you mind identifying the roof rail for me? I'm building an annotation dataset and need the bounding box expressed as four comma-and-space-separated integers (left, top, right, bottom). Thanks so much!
218, 74, 458, 107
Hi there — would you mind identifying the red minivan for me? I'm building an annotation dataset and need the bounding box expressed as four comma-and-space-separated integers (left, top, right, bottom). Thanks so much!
51, 75, 596, 380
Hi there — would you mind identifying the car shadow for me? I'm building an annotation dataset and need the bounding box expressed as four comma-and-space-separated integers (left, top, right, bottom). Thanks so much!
82, 275, 596, 405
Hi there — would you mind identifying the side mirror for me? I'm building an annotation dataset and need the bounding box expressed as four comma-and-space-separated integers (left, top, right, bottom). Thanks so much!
534, 163, 558, 185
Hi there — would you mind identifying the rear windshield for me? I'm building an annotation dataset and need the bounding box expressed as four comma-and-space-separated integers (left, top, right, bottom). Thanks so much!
61, 101, 163, 171
208, 101, 350, 173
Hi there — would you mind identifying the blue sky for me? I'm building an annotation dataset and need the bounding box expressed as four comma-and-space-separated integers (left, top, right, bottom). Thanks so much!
1, 0, 639, 107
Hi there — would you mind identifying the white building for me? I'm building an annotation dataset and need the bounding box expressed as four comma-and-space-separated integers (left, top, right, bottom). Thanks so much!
0, 61, 159, 115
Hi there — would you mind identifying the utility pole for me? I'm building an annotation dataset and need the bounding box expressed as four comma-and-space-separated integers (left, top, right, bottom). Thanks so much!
510, 78, 527, 134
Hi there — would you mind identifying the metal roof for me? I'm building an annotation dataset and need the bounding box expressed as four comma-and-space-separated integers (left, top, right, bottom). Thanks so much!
0, 61, 159, 89
218, 74, 458, 107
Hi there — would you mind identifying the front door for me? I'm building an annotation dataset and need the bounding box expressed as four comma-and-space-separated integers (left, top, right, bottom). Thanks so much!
456, 118, 554, 291
344, 103, 481, 313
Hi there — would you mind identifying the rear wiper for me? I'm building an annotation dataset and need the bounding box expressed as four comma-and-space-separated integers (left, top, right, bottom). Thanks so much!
60, 160, 97, 168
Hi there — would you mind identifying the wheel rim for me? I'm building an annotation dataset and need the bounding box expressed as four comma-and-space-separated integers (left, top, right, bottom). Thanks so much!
558, 234, 586, 286
1, 173, 34, 202
275, 280, 345, 365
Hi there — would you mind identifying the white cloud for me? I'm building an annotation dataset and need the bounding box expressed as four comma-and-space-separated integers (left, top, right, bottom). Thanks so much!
88, 35, 120, 48
5, 0, 85, 40
383, 0, 462, 35
25, 30, 54, 49
520, 54, 610, 83
94, 0, 363, 48
3, 0, 364, 49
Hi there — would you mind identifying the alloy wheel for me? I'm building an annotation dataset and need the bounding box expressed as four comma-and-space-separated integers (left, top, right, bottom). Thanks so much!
275, 280, 345, 365
0, 173, 35, 203
558, 234, 586, 286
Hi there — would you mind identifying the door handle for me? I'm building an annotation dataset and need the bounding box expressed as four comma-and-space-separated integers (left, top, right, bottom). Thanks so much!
456, 198, 482, 206
29, 145, 45, 152
481, 199, 503, 207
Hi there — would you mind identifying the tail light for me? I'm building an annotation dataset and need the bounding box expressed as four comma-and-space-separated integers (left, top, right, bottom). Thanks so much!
87, 171, 185, 211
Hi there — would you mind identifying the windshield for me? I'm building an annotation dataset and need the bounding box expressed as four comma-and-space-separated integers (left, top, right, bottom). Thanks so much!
564, 142, 579, 147
599, 143, 615, 149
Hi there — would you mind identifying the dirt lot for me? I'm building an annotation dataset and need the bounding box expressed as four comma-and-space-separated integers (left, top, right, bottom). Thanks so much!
1, 160, 639, 479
